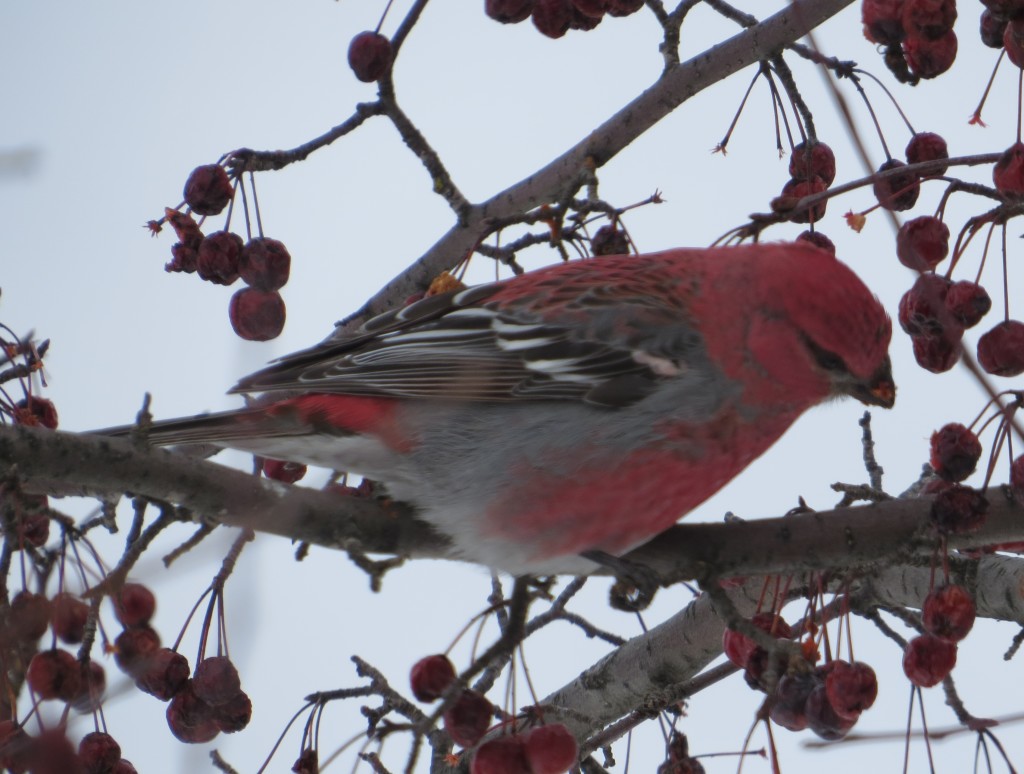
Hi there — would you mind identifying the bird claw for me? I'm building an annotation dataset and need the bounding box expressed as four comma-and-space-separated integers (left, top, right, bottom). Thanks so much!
581, 550, 661, 612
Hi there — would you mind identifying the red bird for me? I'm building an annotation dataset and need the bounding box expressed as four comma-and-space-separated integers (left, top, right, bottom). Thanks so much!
118, 244, 894, 574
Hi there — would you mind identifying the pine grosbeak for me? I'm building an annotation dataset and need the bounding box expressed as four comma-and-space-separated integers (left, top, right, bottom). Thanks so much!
120, 243, 894, 574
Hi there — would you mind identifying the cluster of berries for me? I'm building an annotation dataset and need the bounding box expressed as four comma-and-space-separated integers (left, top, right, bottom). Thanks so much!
773, 140, 836, 225
153, 164, 292, 342
486, 0, 645, 38
862, 0, 958, 80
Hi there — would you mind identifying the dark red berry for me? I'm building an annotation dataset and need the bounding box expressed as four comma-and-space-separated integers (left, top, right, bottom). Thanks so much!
903, 634, 957, 686
945, 281, 991, 328
524, 724, 578, 774
1005, 20, 1024, 67
931, 484, 988, 534
896, 216, 949, 271
722, 612, 791, 669
777, 177, 827, 223
14, 396, 58, 429
114, 625, 161, 677
902, 0, 956, 39
443, 689, 493, 747
795, 231, 836, 255
1012, 454, 1024, 501
229, 288, 286, 341
824, 661, 877, 720
114, 583, 156, 628
9, 590, 51, 641
930, 423, 982, 482
912, 333, 961, 373
485, 0, 535, 23
898, 273, 954, 338
906, 132, 949, 176
606, 0, 644, 15
978, 320, 1024, 376
804, 681, 857, 740
0, 720, 32, 772
79, 731, 121, 774
262, 459, 307, 484
26, 648, 82, 701
164, 209, 204, 249
789, 141, 836, 186
348, 32, 392, 82
292, 748, 319, 774
922, 584, 976, 641
572, 0, 607, 17
70, 660, 107, 714
183, 165, 234, 217
985, 0, 1024, 18
994, 142, 1024, 193
111, 761, 139, 774
873, 159, 920, 210
769, 672, 816, 731
166, 242, 199, 274
410, 654, 457, 702
197, 230, 243, 286
239, 237, 291, 291
166, 681, 220, 744
862, 0, 905, 44
213, 689, 252, 733
31, 728, 83, 774
591, 225, 630, 256
982, 9, 1009, 48
472, 736, 530, 774
569, 6, 603, 27
192, 656, 242, 706
135, 648, 190, 701
51, 592, 89, 645
532, 0, 573, 37
902, 30, 957, 78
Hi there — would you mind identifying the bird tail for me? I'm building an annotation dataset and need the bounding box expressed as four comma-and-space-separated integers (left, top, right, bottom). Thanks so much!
93, 407, 272, 448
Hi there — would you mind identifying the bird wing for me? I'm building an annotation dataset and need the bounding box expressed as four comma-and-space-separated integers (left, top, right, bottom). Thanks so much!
232, 256, 702, 407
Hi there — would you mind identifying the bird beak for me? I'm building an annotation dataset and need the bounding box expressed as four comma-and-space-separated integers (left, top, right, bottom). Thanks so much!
850, 356, 896, 409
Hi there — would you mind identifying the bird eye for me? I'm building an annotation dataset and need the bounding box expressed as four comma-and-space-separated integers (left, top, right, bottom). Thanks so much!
804, 337, 847, 372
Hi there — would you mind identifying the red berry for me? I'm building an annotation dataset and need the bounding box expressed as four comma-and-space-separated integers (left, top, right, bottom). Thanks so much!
982, 9, 1009, 48
978, 320, 1024, 376
0, 720, 32, 772
769, 672, 816, 731
13, 495, 50, 549
14, 396, 58, 429
197, 231, 243, 286
591, 225, 630, 256
778, 177, 828, 223
572, 0, 607, 17
26, 648, 82, 701
443, 689, 493, 747
135, 648, 191, 701
912, 332, 961, 373
524, 724, 578, 774
901, 0, 956, 39
929, 423, 982, 482
906, 132, 949, 176
485, 0, 535, 23
472, 735, 530, 774
114, 583, 156, 628
229, 288, 286, 341
895, 216, 949, 271
994, 142, 1024, 193
51, 592, 89, 645
1012, 454, 1024, 501
70, 660, 107, 714
213, 689, 252, 733
1005, 20, 1024, 67
239, 237, 291, 291
111, 761, 139, 774
824, 661, 877, 720
804, 681, 857, 740
898, 273, 954, 338
9, 590, 51, 642
79, 731, 121, 774
165, 209, 204, 248
114, 625, 161, 677
984, 0, 1024, 18
902, 30, 957, 78
262, 458, 307, 484
606, 0, 644, 15
166, 242, 199, 274
922, 584, 976, 641
410, 654, 457, 702
873, 159, 920, 211
789, 141, 836, 186
795, 230, 836, 255
166, 681, 220, 744
532, 0, 573, 37
903, 634, 957, 687
945, 281, 991, 328
862, 0, 905, 44
722, 611, 791, 668
183, 165, 234, 217
30, 728, 82, 774
192, 656, 242, 706
931, 484, 988, 534
292, 748, 319, 774
348, 32, 392, 82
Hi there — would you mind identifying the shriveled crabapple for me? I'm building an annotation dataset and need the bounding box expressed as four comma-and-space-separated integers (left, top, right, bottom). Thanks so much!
912, 332, 961, 373
239, 237, 291, 291
903, 634, 957, 687
213, 689, 252, 733
79, 731, 121, 774
29, 728, 80, 774
524, 724, 579, 774
9, 590, 51, 641
164, 208, 203, 249
0, 720, 31, 772
804, 681, 857, 740
485, 0, 535, 23
873, 159, 920, 211
945, 281, 991, 328
166, 680, 220, 744
114, 583, 156, 628
347, 32, 392, 82
1011, 455, 1024, 501
922, 584, 976, 641
410, 654, 456, 702
229, 288, 286, 342
906, 132, 949, 175
789, 140, 836, 186
166, 242, 199, 274
796, 230, 836, 255
901, 0, 956, 40
897, 273, 955, 338
532, 0, 573, 37
985, 0, 1024, 19
197, 230, 243, 286
135, 648, 190, 701
722, 611, 792, 669
606, 0, 645, 15
14, 396, 58, 429
862, 0, 905, 44
261, 458, 307, 484
71, 660, 107, 713
977, 320, 1024, 376
774, 177, 827, 223
572, 0, 608, 17
569, 5, 602, 27
982, 9, 1009, 48
1005, 21, 1024, 68
192, 655, 241, 706
895, 216, 949, 271
769, 671, 817, 731
824, 660, 878, 720
113, 625, 161, 677
591, 224, 630, 256
183, 164, 234, 217
443, 689, 494, 747
929, 423, 982, 482
292, 748, 319, 774
993, 142, 1024, 194
50, 592, 89, 645
931, 484, 988, 534
26, 648, 82, 701
902, 29, 958, 78
471, 735, 530, 774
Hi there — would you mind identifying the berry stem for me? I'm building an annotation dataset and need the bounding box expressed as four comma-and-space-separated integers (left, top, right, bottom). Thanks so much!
852, 68, 916, 135
375, 0, 396, 34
